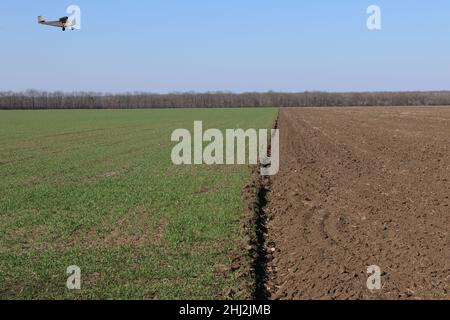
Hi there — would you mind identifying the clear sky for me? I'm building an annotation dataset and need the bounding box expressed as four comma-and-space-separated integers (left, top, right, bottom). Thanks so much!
1, 0, 450, 93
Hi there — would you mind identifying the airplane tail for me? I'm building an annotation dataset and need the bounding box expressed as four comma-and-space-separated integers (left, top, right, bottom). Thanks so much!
37, 16, 45, 23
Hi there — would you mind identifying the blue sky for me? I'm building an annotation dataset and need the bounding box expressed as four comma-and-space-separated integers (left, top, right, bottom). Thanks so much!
1, 0, 449, 93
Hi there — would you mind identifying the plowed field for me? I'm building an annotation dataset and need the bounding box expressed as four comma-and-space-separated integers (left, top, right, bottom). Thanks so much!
267, 107, 449, 299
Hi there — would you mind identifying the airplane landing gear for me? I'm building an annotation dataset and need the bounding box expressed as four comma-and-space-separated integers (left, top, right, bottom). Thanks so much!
62, 27, 66, 31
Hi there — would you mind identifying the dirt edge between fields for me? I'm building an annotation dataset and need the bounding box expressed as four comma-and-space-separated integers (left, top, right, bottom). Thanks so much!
224, 112, 279, 300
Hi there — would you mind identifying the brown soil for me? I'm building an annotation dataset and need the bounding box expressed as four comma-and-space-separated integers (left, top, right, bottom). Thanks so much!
266, 107, 450, 300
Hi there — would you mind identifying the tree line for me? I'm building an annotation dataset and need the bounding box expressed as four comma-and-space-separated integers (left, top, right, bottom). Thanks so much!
1, 90, 450, 109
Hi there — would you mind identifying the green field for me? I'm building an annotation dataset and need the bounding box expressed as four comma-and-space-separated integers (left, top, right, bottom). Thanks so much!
0, 108, 277, 299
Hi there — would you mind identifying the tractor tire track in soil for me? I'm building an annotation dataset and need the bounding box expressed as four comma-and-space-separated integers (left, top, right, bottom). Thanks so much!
265, 107, 450, 300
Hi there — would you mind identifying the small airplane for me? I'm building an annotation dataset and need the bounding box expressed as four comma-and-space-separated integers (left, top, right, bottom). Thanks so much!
37, 16, 76, 31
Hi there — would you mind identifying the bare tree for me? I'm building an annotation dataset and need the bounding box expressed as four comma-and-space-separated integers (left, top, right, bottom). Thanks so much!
1, 90, 450, 110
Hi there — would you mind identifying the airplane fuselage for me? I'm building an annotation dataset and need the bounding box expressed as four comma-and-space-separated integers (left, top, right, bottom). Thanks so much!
38, 16, 75, 31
